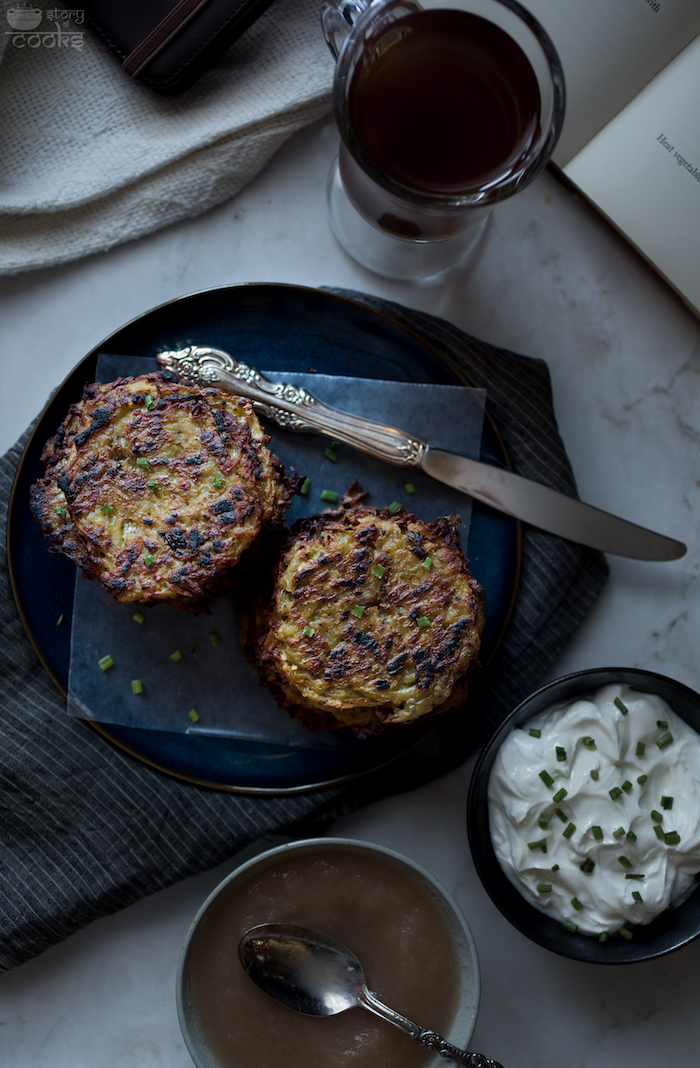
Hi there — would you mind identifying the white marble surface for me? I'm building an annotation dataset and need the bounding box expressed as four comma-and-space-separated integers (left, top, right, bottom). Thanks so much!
2, 113, 700, 1068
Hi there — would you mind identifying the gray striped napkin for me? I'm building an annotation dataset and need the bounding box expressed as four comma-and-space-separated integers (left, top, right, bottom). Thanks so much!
0, 292, 608, 971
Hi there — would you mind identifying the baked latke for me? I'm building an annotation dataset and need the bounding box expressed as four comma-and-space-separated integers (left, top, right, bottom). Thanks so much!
245, 506, 485, 736
31, 372, 294, 610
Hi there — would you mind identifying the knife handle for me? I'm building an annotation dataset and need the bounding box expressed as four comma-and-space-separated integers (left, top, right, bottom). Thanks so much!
157, 345, 427, 468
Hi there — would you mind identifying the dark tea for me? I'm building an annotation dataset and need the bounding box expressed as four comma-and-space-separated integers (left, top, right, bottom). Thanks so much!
347, 8, 542, 196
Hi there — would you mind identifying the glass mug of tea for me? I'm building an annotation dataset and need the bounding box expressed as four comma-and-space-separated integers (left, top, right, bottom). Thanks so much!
321, 0, 565, 280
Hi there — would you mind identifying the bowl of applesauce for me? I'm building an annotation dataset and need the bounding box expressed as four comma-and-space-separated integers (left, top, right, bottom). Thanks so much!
177, 838, 480, 1068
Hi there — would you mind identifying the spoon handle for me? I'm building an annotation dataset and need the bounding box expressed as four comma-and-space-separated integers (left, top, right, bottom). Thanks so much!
361, 988, 504, 1068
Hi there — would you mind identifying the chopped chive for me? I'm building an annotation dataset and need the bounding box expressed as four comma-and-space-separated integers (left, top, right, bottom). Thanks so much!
188, 709, 200, 723
636, 741, 646, 757
661, 796, 674, 810
580, 858, 595, 874
599, 932, 609, 944
553, 788, 567, 803
169, 650, 182, 662
209, 632, 222, 647
537, 884, 552, 893
609, 787, 623, 800
626, 830, 637, 843
147, 480, 158, 491
352, 605, 366, 619
416, 616, 431, 628
143, 554, 155, 565
564, 920, 578, 933
657, 732, 673, 749
131, 679, 144, 694
651, 810, 663, 823
302, 625, 315, 638
373, 564, 386, 578
136, 457, 149, 469
98, 654, 114, 671
101, 503, 113, 514
621, 780, 633, 793
656, 720, 668, 729
388, 501, 401, 514
529, 728, 541, 738
592, 826, 604, 841
571, 897, 583, 911
637, 774, 648, 785
422, 556, 433, 570
654, 824, 665, 840
551, 864, 560, 871
625, 873, 644, 880
190, 645, 198, 654
632, 891, 643, 903
664, 832, 681, 846
618, 856, 633, 869
539, 770, 555, 788
300, 477, 311, 496
563, 822, 576, 839
618, 927, 633, 941
404, 483, 416, 494
55, 506, 67, 518
582, 737, 596, 749
556, 746, 567, 762
614, 697, 629, 715
212, 477, 223, 488
527, 839, 547, 852
132, 611, 145, 624
590, 769, 599, 781
56, 613, 64, 627
323, 447, 339, 462
538, 812, 553, 827
613, 826, 625, 839
320, 489, 338, 503
556, 809, 568, 823
144, 394, 155, 410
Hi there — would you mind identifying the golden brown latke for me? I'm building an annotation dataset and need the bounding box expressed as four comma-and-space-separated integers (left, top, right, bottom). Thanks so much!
244, 506, 485, 736
31, 372, 294, 610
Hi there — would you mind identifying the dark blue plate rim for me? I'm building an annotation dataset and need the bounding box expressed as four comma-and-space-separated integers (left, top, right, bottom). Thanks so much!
9, 283, 520, 794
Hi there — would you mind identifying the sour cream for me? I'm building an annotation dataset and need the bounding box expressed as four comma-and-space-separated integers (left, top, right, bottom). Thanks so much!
488, 684, 700, 936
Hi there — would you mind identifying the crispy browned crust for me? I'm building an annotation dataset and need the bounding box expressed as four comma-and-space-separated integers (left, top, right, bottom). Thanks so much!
30, 372, 295, 610
241, 505, 485, 737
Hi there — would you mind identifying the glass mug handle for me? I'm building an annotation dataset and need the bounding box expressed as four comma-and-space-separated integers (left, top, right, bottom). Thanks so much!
320, 0, 369, 60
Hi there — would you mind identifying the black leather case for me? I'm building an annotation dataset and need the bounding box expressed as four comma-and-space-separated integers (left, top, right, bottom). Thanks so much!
82, 0, 278, 94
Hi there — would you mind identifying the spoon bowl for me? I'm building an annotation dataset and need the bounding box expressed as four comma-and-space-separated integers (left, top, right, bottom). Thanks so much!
239, 923, 364, 1017
239, 922, 503, 1068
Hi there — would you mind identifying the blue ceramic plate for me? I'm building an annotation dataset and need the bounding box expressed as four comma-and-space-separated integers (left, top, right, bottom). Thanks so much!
9, 284, 519, 793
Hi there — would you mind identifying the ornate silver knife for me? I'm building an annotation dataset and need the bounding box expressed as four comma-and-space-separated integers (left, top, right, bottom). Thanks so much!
156, 345, 686, 562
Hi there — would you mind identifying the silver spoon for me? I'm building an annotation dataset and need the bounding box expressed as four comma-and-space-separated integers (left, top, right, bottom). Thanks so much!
238, 923, 503, 1068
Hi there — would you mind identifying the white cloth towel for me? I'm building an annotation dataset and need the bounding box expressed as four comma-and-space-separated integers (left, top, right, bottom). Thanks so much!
0, 0, 333, 274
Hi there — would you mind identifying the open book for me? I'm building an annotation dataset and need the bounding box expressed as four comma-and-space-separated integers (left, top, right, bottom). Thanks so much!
523, 0, 700, 319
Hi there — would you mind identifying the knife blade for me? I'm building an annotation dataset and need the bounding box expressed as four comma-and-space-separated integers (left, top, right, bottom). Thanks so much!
156, 345, 686, 562
421, 449, 685, 561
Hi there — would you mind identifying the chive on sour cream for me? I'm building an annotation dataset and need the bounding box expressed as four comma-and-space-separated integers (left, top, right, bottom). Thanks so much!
488, 685, 700, 938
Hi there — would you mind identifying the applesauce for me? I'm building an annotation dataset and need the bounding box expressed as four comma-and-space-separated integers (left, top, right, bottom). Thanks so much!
181, 841, 472, 1068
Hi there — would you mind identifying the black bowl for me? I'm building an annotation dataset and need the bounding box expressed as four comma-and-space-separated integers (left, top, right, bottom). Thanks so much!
467, 667, 700, 964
